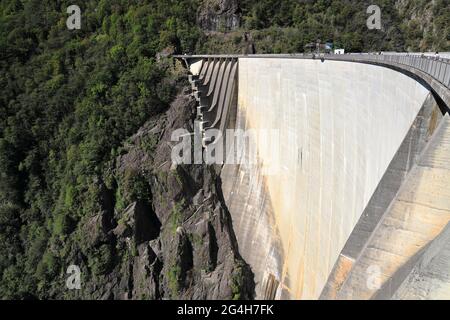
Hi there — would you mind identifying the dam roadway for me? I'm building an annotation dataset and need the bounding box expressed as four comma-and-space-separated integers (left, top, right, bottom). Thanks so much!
175, 53, 450, 300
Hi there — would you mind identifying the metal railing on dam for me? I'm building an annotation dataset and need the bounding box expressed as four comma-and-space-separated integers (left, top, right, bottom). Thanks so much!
327, 53, 450, 88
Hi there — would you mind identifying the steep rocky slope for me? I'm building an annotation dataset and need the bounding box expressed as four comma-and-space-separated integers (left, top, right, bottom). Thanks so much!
66, 87, 254, 299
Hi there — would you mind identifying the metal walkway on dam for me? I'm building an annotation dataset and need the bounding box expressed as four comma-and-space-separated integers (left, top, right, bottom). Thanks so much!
174, 53, 450, 300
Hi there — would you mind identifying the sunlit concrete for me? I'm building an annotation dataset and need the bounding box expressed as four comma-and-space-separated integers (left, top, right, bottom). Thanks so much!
336, 115, 450, 300
221, 58, 430, 299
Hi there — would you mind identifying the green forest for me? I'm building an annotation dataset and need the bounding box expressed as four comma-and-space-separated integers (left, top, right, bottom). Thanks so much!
0, 0, 449, 298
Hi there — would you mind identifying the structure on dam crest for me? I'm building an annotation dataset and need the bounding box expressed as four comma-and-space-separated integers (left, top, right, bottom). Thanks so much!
175, 53, 450, 300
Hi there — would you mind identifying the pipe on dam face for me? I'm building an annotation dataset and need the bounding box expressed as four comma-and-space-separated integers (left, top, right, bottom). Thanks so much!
220, 58, 431, 299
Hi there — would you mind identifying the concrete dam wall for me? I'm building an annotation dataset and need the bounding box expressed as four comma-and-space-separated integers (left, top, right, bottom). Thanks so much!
220, 58, 432, 299
177, 53, 450, 299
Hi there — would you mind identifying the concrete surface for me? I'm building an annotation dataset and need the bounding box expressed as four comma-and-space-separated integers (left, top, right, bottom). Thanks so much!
335, 115, 450, 300
320, 93, 443, 299
221, 58, 431, 299
391, 221, 450, 300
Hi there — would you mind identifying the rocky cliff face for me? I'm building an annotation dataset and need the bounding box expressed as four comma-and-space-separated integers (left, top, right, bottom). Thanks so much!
197, 0, 241, 32
395, 0, 449, 51
69, 87, 254, 300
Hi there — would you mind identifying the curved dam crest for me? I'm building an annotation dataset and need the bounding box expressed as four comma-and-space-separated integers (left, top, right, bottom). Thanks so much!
221, 58, 430, 299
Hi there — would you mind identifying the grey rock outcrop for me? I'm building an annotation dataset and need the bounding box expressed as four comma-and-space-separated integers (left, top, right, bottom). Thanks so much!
73, 86, 254, 300
197, 0, 241, 32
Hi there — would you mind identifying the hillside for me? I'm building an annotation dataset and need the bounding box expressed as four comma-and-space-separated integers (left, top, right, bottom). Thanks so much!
0, 0, 448, 299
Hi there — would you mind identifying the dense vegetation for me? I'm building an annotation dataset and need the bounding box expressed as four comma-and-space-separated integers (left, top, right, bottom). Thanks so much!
0, 0, 448, 299
0, 0, 200, 298
197, 0, 449, 53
